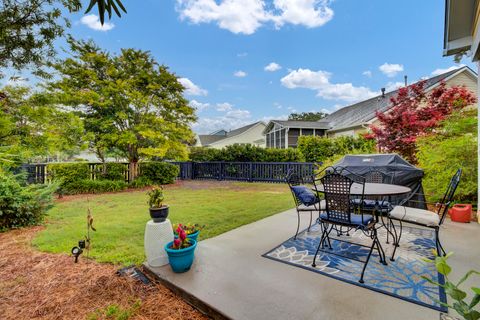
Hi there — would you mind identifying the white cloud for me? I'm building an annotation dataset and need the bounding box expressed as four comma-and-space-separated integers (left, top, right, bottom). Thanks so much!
431, 64, 465, 76
237, 52, 248, 57
362, 70, 372, 78
281, 68, 376, 102
178, 77, 208, 96
234, 70, 247, 77
273, 102, 283, 109
384, 81, 404, 92
264, 62, 282, 72
80, 14, 115, 31
379, 63, 404, 77
176, 0, 334, 35
216, 102, 233, 111
192, 103, 252, 133
260, 114, 288, 123
190, 100, 210, 112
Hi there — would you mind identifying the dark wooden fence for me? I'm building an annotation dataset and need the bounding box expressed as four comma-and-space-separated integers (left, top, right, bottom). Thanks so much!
19, 161, 318, 184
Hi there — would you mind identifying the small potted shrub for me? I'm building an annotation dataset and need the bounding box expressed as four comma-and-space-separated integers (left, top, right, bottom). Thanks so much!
164, 225, 197, 273
173, 223, 205, 241
422, 252, 480, 320
147, 186, 168, 223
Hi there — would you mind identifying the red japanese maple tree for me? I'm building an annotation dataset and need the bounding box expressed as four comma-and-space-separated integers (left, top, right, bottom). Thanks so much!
368, 80, 476, 163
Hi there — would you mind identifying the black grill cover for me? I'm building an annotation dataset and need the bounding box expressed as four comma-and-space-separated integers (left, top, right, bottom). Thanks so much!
333, 154, 427, 209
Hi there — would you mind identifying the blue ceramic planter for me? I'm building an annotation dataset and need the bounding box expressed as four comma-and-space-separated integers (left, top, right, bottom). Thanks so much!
164, 239, 197, 273
187, 230, 200, 241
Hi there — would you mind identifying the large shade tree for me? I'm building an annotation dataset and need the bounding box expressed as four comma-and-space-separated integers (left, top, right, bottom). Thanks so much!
0, 0, 81, 78
0, 85, 86, 161
288, 111, 328, 121
368, 80, 476, 163
0, 0, 125, 80
48, 38, 197, 177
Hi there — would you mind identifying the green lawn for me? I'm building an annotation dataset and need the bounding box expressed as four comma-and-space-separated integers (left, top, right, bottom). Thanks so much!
33, 181, 293, 265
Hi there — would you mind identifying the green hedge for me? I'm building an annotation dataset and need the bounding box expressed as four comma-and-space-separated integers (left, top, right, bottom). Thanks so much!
47, 163, 90, 184
61, 179, 129, 195
297, 135, 375, 162
139, 162, 179, 185
0, 172, 56, 230
46, 162, 178, 194
417, 110, 477, 204
189, 144, 305, 162
95, 163, 127, 181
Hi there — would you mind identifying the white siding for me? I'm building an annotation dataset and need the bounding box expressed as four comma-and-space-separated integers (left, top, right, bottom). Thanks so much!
208, 123, 266, 149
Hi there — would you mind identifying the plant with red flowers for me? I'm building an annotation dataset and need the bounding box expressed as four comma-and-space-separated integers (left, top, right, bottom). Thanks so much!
172, 223, 205, 236
368, 80, 476, 163
171, 225, 192, 249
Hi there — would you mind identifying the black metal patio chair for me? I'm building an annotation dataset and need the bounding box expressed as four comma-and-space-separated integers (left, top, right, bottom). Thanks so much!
312, 166, 387, 283
388, 169, 462, 260
286, 170, 325, 239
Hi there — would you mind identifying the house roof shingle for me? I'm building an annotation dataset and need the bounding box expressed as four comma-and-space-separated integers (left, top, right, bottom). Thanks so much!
271, 120, 331, 129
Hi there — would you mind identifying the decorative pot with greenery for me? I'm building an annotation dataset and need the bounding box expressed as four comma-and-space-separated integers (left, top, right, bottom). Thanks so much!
164, 225, 197, 273
173, 223, 205, 241
148, 186, 168, 223
422, 252, 480, 320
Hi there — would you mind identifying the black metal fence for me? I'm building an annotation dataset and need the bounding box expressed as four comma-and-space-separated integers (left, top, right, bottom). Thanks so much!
19, 161, 318, 184
171, 161, 318, 183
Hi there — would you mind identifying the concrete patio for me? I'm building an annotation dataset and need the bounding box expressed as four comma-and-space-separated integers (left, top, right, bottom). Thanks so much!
145, 208, 480, 320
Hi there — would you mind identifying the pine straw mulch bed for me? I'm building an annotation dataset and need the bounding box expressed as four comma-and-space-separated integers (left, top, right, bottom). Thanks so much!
0, 227, 208, 320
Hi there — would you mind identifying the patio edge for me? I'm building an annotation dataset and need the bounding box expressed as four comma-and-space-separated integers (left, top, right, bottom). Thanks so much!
142, 263, 232, 320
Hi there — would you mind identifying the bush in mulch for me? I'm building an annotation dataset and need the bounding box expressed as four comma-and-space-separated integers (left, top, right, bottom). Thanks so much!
0, 227, 207, 320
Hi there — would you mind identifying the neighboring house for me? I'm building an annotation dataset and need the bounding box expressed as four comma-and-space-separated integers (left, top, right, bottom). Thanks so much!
324, 66, 477, 137
265, 66, 478, 148
195, 121, 267, 148
262, 120, 330, 148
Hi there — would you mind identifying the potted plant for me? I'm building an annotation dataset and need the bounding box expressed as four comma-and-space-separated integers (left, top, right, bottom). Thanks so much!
164, 225, 197, 273
147, 186, 168, 223
173, 223, 205, 241
422, 252, 480, 320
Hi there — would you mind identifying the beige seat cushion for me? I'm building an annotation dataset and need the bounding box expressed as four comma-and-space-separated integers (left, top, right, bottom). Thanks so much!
298, 200, 326, 211
389, 206, 440, 227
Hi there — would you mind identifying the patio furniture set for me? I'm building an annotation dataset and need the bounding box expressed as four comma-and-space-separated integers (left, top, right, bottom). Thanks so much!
287, 164, 462, 284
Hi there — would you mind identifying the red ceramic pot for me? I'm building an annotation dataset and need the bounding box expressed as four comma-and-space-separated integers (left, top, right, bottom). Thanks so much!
449, 204, 472, 223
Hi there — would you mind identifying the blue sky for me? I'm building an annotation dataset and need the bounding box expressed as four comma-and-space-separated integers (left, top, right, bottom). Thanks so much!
61, 1, 474, 133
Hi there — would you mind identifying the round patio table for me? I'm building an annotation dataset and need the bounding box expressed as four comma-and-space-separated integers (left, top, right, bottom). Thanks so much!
312, 182, 411, 197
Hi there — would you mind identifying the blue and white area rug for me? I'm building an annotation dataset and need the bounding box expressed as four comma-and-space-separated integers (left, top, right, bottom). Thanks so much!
263, 223, 447, 311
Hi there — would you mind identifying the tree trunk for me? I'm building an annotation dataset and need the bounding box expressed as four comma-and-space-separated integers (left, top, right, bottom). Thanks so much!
128, 161, 138, 182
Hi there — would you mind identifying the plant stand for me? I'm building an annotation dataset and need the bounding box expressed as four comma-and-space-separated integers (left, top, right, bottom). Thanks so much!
144, 219, 173, 267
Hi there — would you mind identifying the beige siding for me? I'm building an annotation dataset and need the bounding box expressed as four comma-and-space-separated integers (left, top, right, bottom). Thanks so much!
444, 71, 478, 98
208, 123, 266, 149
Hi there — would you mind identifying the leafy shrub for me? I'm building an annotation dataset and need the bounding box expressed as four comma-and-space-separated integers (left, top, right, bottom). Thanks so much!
188, 147, 221, 161
139, 162, 179, 184
417, 110, 477, 203
189, 144, 305, 162
297, 135, 375, 162
264, 148, 305, 162
60, 179, 129, 195
129, 176, 153, 188
47, 163, 90, 184
0, 172, 56, 230
95, 163, 127, 181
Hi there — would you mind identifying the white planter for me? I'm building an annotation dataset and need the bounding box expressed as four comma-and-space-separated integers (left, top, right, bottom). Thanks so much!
144, 218, 173, 267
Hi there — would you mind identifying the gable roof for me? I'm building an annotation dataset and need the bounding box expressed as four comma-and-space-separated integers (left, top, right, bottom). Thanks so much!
323, 66, 477, 132
197, 134, 225, 146
197, 121, 265, 146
